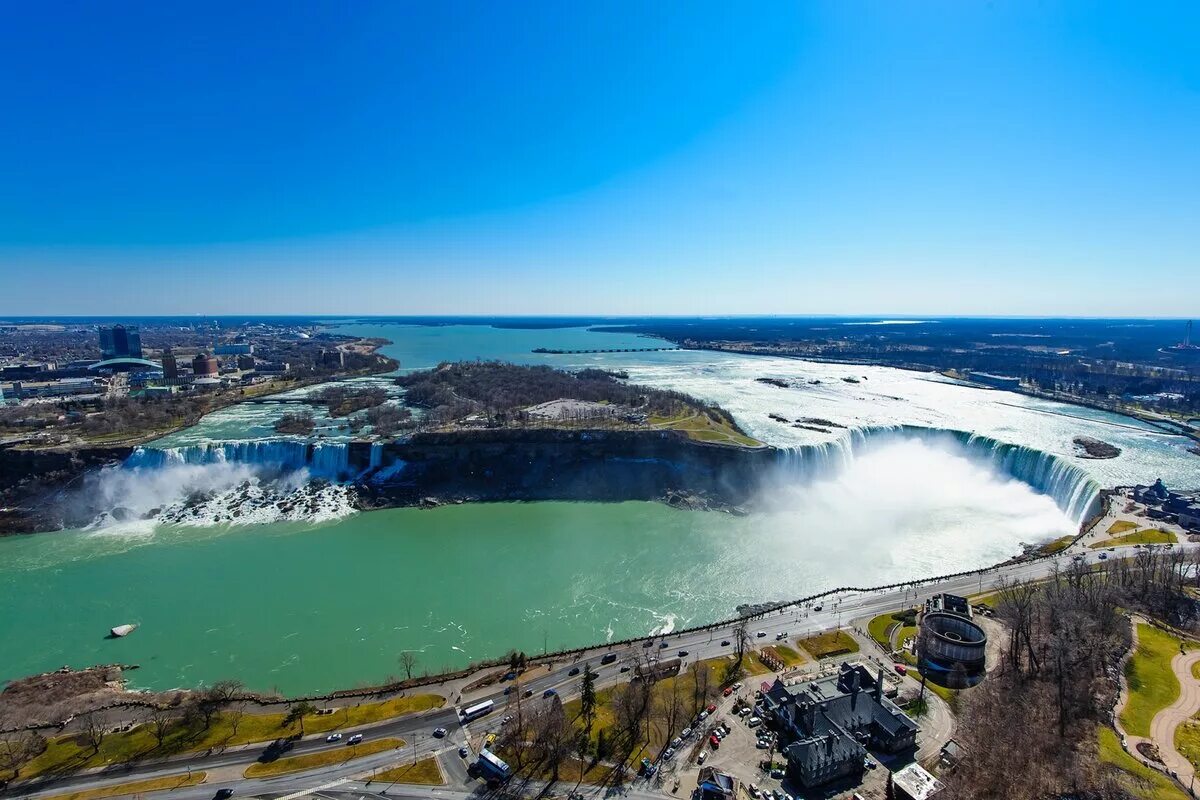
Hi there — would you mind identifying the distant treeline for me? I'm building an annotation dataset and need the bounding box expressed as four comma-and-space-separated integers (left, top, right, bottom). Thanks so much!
395, 361, 732, 427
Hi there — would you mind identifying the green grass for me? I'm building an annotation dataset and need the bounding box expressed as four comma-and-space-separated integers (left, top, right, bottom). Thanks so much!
1122, 624, 1189, 738
14, 694, 442, 781
370, 757, 445, 786
1091, 529, 1177, 549
1108, 520, 1140, 535
244, 737, 404, 778
40, 773, 207, 800
1038, 535, 1075, 555
772, 645, 807, 667
560, 657, 729, 765
1099, 725, 1189, 800
1175, 717, 1200, 771
798, 630, 860, 659
648, 411, 762, 448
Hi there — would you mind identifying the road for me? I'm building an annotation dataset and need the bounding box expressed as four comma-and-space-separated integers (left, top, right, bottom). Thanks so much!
8, 539, 1186, 800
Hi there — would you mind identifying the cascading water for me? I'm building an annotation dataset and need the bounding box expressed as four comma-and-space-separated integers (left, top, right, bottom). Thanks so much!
774, 425, 1102, 525
126, 441, 352, 479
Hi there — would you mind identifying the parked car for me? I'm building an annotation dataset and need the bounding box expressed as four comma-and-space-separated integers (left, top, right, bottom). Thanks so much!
326, 733, 342, 742
348, 734, 363, 744
732, 682, 742, 690
814, 605, 823, 612
682, 727, 692, 738
459, 746, 469, 758
723, 686, 733, 697
770, 768, 785, 779
698, 710, 709, 721
709, 734, 720, 748
671, 737, 682, 748
660, 641, 670, 649
643, 640, 654, 648
748, 717, 762, 728
894, 663, 908, 675
664, 747, 676, 759
706, 704, 717, 714
697, 750, 708, 764
433, 727, 447, 738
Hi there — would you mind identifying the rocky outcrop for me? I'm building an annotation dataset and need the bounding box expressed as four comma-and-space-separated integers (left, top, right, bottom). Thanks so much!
0, 444, 131, 534
359, 429, 774, 510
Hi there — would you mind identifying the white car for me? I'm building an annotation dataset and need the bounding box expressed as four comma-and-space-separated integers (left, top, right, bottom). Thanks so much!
348, 733, 363, 744
732, 682, 742, 690
325, 733, 342, 742
682, 727, 692, 738
664, 747, 676, 760
697, 751, 708, 765
748, 717, 762, 727
671, 737, 682, 748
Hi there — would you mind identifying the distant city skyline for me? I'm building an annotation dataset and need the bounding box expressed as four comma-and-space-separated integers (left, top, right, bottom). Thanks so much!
2, 2, 1197, 316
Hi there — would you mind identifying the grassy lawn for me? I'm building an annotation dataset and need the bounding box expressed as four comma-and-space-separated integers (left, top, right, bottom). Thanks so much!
1099, 725, 1188, 800
772, 645, 807, 668
1037, 535, 1075, 555
1122, 624, 1191, 738
15, 694, 442, 781
1108, 520, 1140, 535
1176, 717, 1200, 771
798, 630, 860, 659
39, 773, 207, 800
560, 657, 729, 765
370, 757, 445, 785
244, 737, 405, 778
1090, 529, 1177, 549
649, 411, 762, 448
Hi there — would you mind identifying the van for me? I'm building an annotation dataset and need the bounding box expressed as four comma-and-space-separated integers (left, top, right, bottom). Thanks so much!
601, 653, 617, 664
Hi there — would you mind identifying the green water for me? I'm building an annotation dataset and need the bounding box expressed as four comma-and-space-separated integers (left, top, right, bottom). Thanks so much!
0, 503, 763, 694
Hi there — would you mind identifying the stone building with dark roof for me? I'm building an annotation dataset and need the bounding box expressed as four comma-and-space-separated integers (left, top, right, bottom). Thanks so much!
761, 663, 919, 789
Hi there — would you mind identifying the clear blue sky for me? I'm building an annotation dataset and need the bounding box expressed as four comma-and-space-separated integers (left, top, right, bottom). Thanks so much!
1, 2, 1197, 316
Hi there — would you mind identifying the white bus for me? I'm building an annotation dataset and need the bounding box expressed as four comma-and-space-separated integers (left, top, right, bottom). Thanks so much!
460, 699, 495, 722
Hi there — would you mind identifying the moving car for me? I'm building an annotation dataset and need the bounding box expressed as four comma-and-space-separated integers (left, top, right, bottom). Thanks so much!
678, 650, 689, 657
459, 746, 469, 758
326, 733, 342, 742
214, 790, 234, 800
569, 667, 580, 676
756, 631, 766, 638
775, 632, 787, 640
721, 640, 731, 646
601, 653, 617, 664
433, 727, 447, 738
348, 733, 363, 744
543, 688, 558, 698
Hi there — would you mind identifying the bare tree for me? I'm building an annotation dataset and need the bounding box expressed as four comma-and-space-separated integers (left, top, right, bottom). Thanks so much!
148, 706, 174, 749
81, 711, 106, 755
399, 652, 418, 681
0, 732, 46, 780
283, 701, 317, 736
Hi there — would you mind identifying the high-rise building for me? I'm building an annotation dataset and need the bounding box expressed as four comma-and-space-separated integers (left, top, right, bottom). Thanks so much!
161, 348, 178, 380
98, 325, 143, 359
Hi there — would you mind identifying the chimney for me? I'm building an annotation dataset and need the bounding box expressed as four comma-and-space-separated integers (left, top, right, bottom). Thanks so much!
875, 666, 884, 702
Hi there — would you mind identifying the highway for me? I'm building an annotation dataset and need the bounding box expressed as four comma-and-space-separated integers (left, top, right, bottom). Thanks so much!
7, 539, 1185, 800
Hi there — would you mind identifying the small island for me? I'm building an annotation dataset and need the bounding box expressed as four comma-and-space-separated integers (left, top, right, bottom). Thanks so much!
1073, 436, 1121, 459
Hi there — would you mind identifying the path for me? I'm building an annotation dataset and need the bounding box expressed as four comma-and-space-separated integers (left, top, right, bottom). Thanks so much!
1150, 649, 1200, 784
1113, 616, 1200, 795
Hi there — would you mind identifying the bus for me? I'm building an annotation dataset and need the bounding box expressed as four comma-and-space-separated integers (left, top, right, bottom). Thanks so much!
460, 699, 495, 722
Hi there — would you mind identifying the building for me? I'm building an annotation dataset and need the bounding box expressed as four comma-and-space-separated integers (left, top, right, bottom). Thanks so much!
236, 353, 256, 371
321, 348, 345, 369
890, 762, 944, 800
192, 352, 219, 378
917, 594, 988, 688
99, 325, 142, 359
161, 349, 178, 380
1133, 479, 1200, 532
761, 663, 919, 790
5, 377, 108, 399
214, 342, 253, 356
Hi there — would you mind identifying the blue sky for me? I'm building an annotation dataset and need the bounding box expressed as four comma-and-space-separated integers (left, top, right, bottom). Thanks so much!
1, 2, 1197, 316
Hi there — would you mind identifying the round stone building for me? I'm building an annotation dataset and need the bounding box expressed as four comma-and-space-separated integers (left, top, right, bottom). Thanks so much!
916, 593, 987, 689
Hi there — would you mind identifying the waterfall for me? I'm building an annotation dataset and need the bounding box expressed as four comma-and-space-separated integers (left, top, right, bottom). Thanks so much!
126, 440, 352, 479
775, 425, 1102, 524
